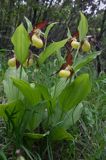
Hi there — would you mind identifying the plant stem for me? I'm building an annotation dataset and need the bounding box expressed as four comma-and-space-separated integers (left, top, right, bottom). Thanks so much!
19, 65, 23, 79
74, 48, 80, 63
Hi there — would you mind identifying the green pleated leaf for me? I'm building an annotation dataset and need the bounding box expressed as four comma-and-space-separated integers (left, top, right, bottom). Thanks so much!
45, 22, 57, 38
38, 38, 68, 64
67, 28, 72, 38
49, 127, 74, 141
3, 67, 28, 101
78, 12, 88, 41
73, 51, 101, 72
51, 78, 69, 98
11, 24, 31, 64
59, 74, 91, 112
24, 16, 33, 33
27, 101, 46, 131
12, 78, 51, 106
62, 103, 83, 129
12, 78, 41, 105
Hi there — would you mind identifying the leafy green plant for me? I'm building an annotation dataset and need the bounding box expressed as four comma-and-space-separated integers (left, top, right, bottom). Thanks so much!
0, 12, 102, 159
